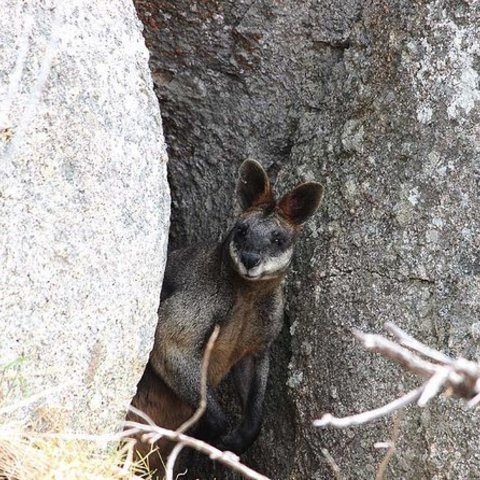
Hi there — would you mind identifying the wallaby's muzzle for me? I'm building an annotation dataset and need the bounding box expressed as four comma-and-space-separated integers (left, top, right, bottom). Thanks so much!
240, 251, 261, 270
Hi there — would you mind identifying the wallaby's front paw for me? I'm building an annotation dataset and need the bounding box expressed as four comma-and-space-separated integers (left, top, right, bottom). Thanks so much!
207, 414, 231, 438
214, 432, 247, 455
193, 414, 230, 442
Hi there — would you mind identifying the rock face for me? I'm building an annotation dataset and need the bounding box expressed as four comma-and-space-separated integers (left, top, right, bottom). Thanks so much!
0, 1, 170, 433
135, 0, 480, 478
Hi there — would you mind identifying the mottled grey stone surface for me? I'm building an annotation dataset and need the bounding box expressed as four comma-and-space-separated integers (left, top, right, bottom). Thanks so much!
0, 0, 170, 433
136, 0, 480, 478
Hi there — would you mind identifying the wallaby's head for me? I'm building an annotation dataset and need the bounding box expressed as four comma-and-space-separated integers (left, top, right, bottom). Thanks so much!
228, 160, 323, 281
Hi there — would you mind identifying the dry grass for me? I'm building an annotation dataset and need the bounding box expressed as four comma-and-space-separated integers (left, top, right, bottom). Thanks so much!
0, 358, 152, 480
0, 432, 150, 480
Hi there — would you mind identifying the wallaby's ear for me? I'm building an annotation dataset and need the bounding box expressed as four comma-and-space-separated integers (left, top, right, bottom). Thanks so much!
236, 160, 273, 210
278, 182, 324, 225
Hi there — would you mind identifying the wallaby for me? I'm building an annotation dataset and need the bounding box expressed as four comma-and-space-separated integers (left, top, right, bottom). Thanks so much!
127, 160, 323, 473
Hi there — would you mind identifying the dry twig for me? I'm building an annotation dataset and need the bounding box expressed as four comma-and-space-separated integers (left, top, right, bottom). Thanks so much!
321, 448, 343, 480
126, 408, 270, 480
314, 322, 480, 429
164, 324, 219, 480
126, 324, 270, 480
375, 412, 402, 480
314, 387, 423, 428
176, 325, 220, 434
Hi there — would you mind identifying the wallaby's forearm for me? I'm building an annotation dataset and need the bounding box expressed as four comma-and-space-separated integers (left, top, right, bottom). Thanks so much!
149, 342, 230, 437
217, 349, 270, 454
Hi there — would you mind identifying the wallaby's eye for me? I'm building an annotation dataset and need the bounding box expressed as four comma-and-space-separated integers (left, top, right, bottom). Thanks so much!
235, 225, 248, 238
271, 231, 285, 246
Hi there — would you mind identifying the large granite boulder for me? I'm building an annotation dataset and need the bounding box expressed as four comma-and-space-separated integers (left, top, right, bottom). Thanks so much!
0, 0, 170, 433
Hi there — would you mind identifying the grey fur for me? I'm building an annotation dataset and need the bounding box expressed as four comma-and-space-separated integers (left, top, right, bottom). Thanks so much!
128, 160, 323, 471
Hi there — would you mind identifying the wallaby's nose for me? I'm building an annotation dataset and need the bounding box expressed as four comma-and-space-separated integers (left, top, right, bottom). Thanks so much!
241, 252, 261, 270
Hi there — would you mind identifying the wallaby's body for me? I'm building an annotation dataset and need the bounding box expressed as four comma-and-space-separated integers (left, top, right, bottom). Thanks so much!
128, 160, 323, 473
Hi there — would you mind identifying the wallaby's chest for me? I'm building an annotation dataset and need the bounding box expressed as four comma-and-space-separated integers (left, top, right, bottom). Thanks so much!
207, 294, 269, 386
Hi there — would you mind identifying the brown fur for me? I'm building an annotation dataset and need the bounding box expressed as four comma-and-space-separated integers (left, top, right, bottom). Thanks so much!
207, 281, 282, 387
128, 367, 193, 463
126, 160, 323, 477
127, 271, 283, 466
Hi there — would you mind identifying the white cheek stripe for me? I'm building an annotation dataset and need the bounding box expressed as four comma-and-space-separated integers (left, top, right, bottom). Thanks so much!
258, 248, 293, 276
229, 243, 248, 276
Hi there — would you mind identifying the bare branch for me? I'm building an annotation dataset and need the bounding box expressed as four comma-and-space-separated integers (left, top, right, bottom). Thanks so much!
385, 322, 452, 365
177, 325, 220, 434
127, 404, 156, 427
163, 325, 220, 479
321, 448, 343, 480
376, 412, 402, 480
0, 428, 139, 443
352, 329, 437, 378
467, 390, 480, 409
125, 412, 270, 480
417, 367, 450, 407
165, 443, 185, 480
315, 323, 480, 433
314, 387, 423, 428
